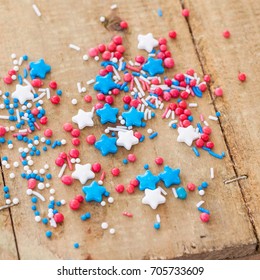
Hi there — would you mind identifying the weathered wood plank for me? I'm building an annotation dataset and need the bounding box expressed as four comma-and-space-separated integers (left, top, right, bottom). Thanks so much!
184, 0, 260, 256
0, 170, 18, 259
0, 0, 256, 259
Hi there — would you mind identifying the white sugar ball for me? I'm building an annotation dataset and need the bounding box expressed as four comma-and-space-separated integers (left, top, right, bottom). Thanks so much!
104, 128, 110, 134
26, 156, 31, 160
12, 198, 19, 205
75, 158, 81, 163
28, 160, 34, 166
98, 180, 103, 185
81, 87, 86, 93
6, 199, 11, 205
83, 54, 89, 61
71, 98, 78, 105
9, 173, 15, 179
45, 183, 50, 188
18, 147, 24, 153
70, 158, 76, 164
101, 222, 108, 229
99, 16, 105, 22
199, 190, 205, 196
109, 228, 116, 235
10, 126, 15, 131
94, 56, 99, 61
28, 143, 33, 149
24, 165, 29, 171
120, 119, 126, 125
108, 197, 114, 204
5, 164, 10, 169
13, 66, 19, 71
60, 199, 66, 205
27, 103, 32, 108
50, 189, 55, 195
41, 137, 46, 143
26, 170, 32, 174
111, 57, 118, 63
39, 169, 45, 174
49, 196, 55, 201
44, 164, 49, 170
147, 128, 153, 134
35, 216, 41, 222
33, 170, 38, 174
100, 201, 106, 206
8, 144, 13, 149
61, 139, 66, 145
37, 183, 45, 190
24, 148, 29, 153
34, 140, 39, 145
48, 212, 54, 218
13, 161, 19, 168
11, 53, 16, 59
26, 189, 33, 195
2, 160, 7, 166
11, 75, 17, 80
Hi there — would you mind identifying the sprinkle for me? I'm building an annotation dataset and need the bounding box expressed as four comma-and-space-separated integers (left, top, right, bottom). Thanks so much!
77, 82, 82, 93
69, 44, 81, 51
172, 188, 178, 198
203, 120, 209, 126
32, 4, 41, 17
87, 79, 95, 85
210, 167, 214, 179
58, 163, 67, 178
192, 146, 200, 157
149, 132, 158, 139
31, 191, 45, 202
209, 115, 218, 121
156, 214, 161, 223
110, 4, 117, 9
158, 187, 167, 196
168, 120, 177, 127
189, 103, 198, 107
157, 9, 163, 17
196, 201, 205, 208
165, 109, 172, 119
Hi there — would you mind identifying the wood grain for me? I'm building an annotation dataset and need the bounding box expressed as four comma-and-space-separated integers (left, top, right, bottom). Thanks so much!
184, 0, 260, 254
0, 0, 257, 259
0, 169, 18, 259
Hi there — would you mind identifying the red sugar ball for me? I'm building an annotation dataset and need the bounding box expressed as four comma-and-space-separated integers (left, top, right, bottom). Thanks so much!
135, 55, 145, 64
69, 199, 80, 210
120, 21, 128, 29
134, 132, 142, 139
55, 157, 65, 167
59, 152, 67, 159
204, 75, 211, 83
31, 78, 43, 87
187, 183, 196, 191
124, 73, 132, 82
44, 128, 53, 138
75, 195, 84, 203
69, 149, 80, 158
130, 179, 139, 187
203, 126, 212, 135
72, 138, 80, 146
180, 91, 189, 99
169, 30, 177, 39
97, 93, 105, 101
88, 47, 99, 57
50, 95, 60, 104
155, 157, 164, 165
63, 123, 73, 132
130, 99, 139, 108
105, 95, 114, 104
111, 167, 120, 176
164, 57, 175, 68
107, 42, 117, 52
0, 126, 7, 136
170, 89, 179, 98
158, 37, 167, 45
200, 213, 210, 223
92, 163, 101, 173
112, 88, 120, 95
116, 45, 125, 53
61, 175, 74, 185
201, 134, 209, 142
178, 100, 187, 109
199, 83, 207, 92
157, 52, 165, 60
238, 72, 246, 82
71, 129, 80, 137
31, 108, 39, 116
196, 138, 204, 148
123, 95, 131, 104
186, 68, 195, 76
95, 102, 103, 110
126, 184, 135, 194
54, 213, 64, 223
28, 178, 37, 189
106, 65, 113, 72
206, 141, 214, 149
182, 8, 190, 17
223, 30, 231, 38
84, 95, 92, 103
113, 35, 123, 45
182, 120, 191, 127
49, 81, 57, 89
102, 51, 111, 61
86, 134, 96, 145
4, 76, 13, 84
115, 184, 124, 193
214, 87, 223, 97
98, 44, 106, 53
127, 154, 136, 162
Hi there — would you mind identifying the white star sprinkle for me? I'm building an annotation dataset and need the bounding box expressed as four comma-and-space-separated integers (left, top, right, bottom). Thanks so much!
72, 109, 94, 129
116, 130, 139, 150
142, 187, 166, 210
177, 125, 200, 146
72, 163, 95, 184
137, 33, 159, 53
12, 84, 34, 104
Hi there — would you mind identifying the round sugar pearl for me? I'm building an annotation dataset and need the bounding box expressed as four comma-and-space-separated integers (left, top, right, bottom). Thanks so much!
12, 198, 19, 205
8, 143, 13, 149
81, 87, 86, 93
13, 162, 19, 167
100, 16, 105, 22
98, 180, 103, 185
9, 173, 15, 179
75, 158, 81, 163
39, 169, 45, 174
109, 228, 116, 234
108, 197, 114, 204
61, 199, 66, 205
50, 189, 55, 195
26, 189, 33, 195
5, 164, 10, 169
100, 201, 106, 206
38, 183, 45, 190
44, 164, 49, 170
199, 189, 205, 196
35, 216, 41, 222
6, 199, 11, 205
49, 196, 55, 201
11, 53, 16, 59
83, 54, 89, 61
61, 139, 67, 145
10, 126, 15, 131
147, 128, 153, 134
101, 222, 108, 229
71, 98, 78, 105
2, 160, 7, 166
45, 183, 50, 188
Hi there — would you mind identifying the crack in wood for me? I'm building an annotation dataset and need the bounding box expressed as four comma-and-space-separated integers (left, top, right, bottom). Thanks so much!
180, 0, 259, 253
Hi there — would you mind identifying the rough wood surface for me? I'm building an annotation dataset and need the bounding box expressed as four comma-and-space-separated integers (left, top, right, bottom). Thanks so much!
184, 0, 260, 252
0, 171, 18, 259
0, 0, 257, 259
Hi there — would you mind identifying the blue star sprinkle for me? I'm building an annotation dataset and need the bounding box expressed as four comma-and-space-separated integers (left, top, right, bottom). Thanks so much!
82, 181, 109, 203
29, 58, 51, 79
94, 134, 118, 156
93, 72, 120, 95
142, 57, 164, 76
96, 103, 119, 124
122, 107, 144, 127
136, 170, 160, 191
159, 166, 181, 188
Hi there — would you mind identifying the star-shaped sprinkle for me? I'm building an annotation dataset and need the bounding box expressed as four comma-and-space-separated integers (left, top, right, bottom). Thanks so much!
93, 72, 120, 95
72, 109, 94, 129
142, 57, 164, 76
122, 107, 144, 127
96, 103, 119, 124
177, 125, 200, 146
116, 130, 139, 150
159, 165, 181, 188
136, 170, 160, 191
11, 84, 34, 105
82, 181, 109, 203
137, 33, 159, 53
29, 58, 51, 79
142, 187, 166, 210
94, 134, 118, 156
72, 163, 95, 184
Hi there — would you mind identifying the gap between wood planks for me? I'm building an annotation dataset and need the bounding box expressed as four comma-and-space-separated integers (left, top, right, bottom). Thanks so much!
0, 159, 20, 259
179, 0, 259, 256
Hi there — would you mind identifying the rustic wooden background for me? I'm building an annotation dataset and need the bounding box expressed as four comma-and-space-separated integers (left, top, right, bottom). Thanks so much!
0, 0, 259, 260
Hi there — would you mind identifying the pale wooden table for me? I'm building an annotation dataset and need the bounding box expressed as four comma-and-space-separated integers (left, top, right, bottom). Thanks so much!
0, 0, 259, 259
